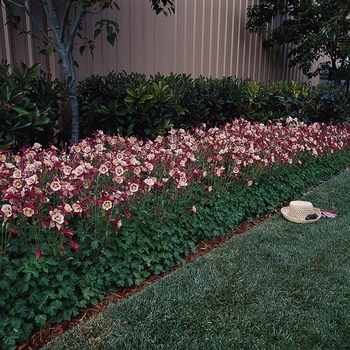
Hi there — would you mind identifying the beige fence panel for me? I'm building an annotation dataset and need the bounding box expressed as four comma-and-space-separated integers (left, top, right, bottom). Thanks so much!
1, 0, 317, 83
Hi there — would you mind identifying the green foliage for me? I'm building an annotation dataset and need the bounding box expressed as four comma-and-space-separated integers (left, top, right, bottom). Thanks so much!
78, 72, 194, 139
78, 74, 350, 139
0, 61, 64, 150
150, 0, 175, 16
246, 0, 350, 87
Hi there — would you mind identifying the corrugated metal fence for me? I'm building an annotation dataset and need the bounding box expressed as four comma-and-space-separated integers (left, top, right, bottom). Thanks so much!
1, 0, 316, 84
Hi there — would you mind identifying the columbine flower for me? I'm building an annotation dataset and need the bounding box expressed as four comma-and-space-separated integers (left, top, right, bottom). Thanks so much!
60, 229, 74, 238
63, 203, 73, 213
116, 152, 124, 162
129, 183, 139, 193
72, 165, 85, 177
232, 166, 240, 174
49, 178, 62, 192
66, 238, 80, 251
32, 142, 42, 150
115, 166, 124, 176
113, 218, 122, 233
130, 157, 140, 166
99, 163, 109, 174
0, 204, 12, 218
114, 176, 124, 184
177, 177, 188, 188
13, 179, 22, 188
133, 166, 141, 176
7, 226, 20, 236
61, 165, 72, 176
22, 207, 35, 217
4, 162, 14, 170
72, 202, 83, 214
63, 182, 76, 196
144, 177, 155, 186
83, 146, 92, 154
145, 162, 154, 172
102, 200, 113, 211
215, 167, 225, 177
49, 208, 66, 229
35, 247, 42, 260
124, 209, 132, 219
12, 169, 22, 178
246, 179, 253, 187
25, 174, 38, 187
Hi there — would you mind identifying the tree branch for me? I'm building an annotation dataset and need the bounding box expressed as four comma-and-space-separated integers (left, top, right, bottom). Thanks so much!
40, 0, 60, 40
67, 3, 88, 54
4, 0, 57, 49
60, 0, 74, 42
50, 0, 61, 34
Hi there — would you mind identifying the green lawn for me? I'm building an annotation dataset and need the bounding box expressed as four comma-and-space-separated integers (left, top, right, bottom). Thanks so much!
43, 170, 350, 350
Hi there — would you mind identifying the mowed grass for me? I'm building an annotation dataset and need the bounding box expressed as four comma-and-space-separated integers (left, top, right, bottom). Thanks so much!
43, 170, 350, 350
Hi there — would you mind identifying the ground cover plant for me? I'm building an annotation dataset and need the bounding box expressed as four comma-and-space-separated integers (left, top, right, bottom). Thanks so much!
1, 118, 350, 349
42, 168, 350, 350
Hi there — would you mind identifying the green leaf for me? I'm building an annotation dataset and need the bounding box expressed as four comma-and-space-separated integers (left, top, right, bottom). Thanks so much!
0, 138, 15, 150
34, 314, 47, 327
12, 107, 29, 115
126, 88, 138, 98
79, 45, 86, 55
94, 28, 102, 40
124, 96, 135, 103
51, 299, 63, 308
23, 273, 31, 282
127, 123, 134, 136
44, 45, 54, 55
107, 33, 116, 46
91, 240, 99, 249
125, 235, 133, 246
141, 94, 153, 101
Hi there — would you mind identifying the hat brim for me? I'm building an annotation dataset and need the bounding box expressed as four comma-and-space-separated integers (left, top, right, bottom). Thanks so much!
281, 207, 321, 224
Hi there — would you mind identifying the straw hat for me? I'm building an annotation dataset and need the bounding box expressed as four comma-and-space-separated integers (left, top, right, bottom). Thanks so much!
281, 201, 321, 223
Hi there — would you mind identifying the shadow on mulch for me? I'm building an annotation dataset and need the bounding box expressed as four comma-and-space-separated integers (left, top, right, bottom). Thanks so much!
17, 209, 279, 350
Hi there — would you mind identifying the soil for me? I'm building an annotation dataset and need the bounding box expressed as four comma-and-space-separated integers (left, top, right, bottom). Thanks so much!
17, 209, 278, 350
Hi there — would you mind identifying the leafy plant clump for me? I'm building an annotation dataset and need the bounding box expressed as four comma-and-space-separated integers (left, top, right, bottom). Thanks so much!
0, 60, 65, 150
78, 72, 350, 139
1, 119, 350, 349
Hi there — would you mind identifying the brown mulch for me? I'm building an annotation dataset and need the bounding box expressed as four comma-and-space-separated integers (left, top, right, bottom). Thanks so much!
17, 209, 278, 350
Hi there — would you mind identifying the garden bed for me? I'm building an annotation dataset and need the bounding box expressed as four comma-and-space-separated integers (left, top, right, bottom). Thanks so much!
1, 118, 350, 349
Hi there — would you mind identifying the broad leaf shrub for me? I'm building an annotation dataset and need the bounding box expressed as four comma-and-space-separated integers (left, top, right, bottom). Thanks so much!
1, 118, 350, 349
0, 60, 65, 150
78, 72, 350, 139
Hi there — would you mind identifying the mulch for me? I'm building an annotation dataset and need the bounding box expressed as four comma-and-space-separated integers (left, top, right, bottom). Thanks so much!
17, 209, 278, 350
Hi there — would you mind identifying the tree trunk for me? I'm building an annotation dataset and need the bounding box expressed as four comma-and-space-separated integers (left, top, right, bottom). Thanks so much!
69, 82, 80, 144
60, 47, 80, 144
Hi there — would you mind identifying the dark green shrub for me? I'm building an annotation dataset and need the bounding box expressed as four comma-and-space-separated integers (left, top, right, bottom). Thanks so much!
304, 83, 350, 124
78, 72, 209, 139
78, 73, 350, 139
0, 61, 64, 150
78, 72, 146, 138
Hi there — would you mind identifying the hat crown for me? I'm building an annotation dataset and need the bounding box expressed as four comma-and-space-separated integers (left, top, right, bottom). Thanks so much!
289, 200, 313, 208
